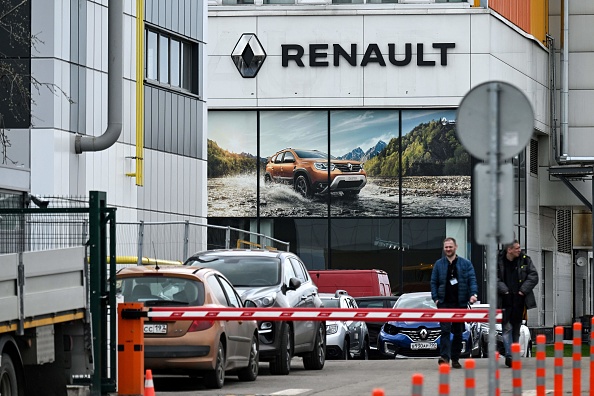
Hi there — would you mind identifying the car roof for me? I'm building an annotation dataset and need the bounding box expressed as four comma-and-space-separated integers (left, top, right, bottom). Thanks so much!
354, 296, 399, 300
398, 291, 431, 299
117, 264, 217, 279
188, 249, 287, 260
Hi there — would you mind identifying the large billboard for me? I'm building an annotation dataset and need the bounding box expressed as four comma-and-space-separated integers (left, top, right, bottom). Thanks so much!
207, 109, 471, 218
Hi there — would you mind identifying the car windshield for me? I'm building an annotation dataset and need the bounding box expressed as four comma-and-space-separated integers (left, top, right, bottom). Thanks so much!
119, 276, 205, 306
186, 255, 281, 287
293, 149, 336, 160
394, 294, 437, 310
320, 298, 340, 308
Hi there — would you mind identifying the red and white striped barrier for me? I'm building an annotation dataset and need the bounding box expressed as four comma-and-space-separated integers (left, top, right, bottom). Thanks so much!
145, 307, 502, 322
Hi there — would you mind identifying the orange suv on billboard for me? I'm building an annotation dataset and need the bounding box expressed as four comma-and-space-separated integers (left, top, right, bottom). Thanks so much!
264, 148, 367, 197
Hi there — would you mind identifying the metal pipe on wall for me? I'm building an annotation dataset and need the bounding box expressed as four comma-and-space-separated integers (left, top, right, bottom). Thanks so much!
75, 1, 123, 154
560, 0, 569, 158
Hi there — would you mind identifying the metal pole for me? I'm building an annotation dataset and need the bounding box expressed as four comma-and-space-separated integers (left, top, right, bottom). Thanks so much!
183, 220, 189, 260
225, 226, 231, 249
487, 82, 501, 396
137, 221, 144, 266
591, 178, 594, 314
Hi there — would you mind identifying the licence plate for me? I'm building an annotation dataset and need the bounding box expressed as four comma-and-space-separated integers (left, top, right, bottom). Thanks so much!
345, 176, 360, 181
144, 324, 167, 334
410, 342, 437, 350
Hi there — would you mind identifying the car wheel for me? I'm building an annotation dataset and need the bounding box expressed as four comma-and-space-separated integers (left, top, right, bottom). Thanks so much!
295, 175, 312, 198
204, 341, 225, 389
357, 339, 369, 360
264, 174, 272, 184
238, 334, 259, 381
303, 323, 326, 370
270, 323, 292, 375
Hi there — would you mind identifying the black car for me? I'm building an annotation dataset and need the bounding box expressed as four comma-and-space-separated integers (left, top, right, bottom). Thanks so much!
184, 249, 326, 375
354, 295, 400, 355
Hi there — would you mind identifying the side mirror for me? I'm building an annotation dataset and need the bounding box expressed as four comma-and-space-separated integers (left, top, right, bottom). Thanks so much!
244, 299, 257, 308
288, 277, 301, 291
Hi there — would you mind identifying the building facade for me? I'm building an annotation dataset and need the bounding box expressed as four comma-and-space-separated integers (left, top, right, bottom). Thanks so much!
207, 0, 593, 328
1, 0, 208, 255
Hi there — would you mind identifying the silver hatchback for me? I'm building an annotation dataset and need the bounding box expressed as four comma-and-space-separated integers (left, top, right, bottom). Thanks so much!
319, 291, 369, 360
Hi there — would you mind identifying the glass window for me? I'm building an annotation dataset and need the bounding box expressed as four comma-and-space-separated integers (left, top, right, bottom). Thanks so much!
170, 38, 180, 87
145, 28, 197, 94
181, 42, 193, 91
159, 35, 169, 84
289, 257, 308, 282
207, 276, 229, 306
217, 276, 242, 308
283, 259, 297, 285
146, 30, 157, 80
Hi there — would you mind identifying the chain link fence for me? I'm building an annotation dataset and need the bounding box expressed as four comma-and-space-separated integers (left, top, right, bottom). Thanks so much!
0, 195, 289, 262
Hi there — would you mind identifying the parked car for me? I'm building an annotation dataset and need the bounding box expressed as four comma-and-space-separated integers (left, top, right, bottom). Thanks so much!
116, 265, 259, 389
354, 295, 400, 354
264, 148, 367, 198
377, 292, 474, 358
309, 269, 392, 297
470, 303, 532, 358
184, 249, 326, 375
319, 290, 370, 360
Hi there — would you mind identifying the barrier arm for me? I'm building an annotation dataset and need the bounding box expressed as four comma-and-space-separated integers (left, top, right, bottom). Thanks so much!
141, 307, 502, 323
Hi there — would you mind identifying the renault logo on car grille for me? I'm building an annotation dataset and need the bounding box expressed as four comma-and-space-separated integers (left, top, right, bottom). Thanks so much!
231, 33, 266, 78
347, 163, 353, 171
419, 328, 428, 340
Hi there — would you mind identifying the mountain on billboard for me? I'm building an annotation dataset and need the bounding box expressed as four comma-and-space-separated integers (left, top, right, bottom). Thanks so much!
339, 140, 386, 162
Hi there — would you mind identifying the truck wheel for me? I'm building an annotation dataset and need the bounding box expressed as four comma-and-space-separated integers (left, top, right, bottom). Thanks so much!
0, 353, 19, 396
270, 323, 292, 375
303, 323, 325, 370
295, 175, 312, 198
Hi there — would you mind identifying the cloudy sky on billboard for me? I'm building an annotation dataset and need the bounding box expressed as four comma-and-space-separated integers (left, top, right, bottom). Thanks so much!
208, 111, 257, 154
330, 110, 399, 157
260, 111, 328, 157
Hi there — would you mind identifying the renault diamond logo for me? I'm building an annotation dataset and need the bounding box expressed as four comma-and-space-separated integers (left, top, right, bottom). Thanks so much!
231, 33, 266, 78
419, 328, 428, 340
347, 163, 353, 171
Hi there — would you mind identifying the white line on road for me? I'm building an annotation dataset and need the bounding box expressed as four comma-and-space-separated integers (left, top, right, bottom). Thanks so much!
270, 389, 312, 395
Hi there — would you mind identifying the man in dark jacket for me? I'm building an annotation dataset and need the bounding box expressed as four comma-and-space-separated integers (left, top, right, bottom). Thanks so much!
497, 240, 538, 367
430, 237, 478, 369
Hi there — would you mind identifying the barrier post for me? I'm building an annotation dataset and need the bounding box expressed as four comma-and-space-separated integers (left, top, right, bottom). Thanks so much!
118, 303, 146, 396
438, 362, 450, 396
573, 322, 582, 396
371, 388, 384, 396
511, 343, 522, 396
554, 326, 564, 396
411, 374, 423, 396
535, 334, 546, 396
464, 358, 475, 396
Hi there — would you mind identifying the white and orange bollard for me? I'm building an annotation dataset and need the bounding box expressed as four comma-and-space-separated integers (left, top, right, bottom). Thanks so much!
438, 362, 450, 396
411, 374, 423, 396
573, 322, 582, 396
511, 343, 522, 396
591, 317, 594, 396
495, 351, 500, 396
464, 358, 475, 396
554, 326, 564, 396
535, 334, 546, 396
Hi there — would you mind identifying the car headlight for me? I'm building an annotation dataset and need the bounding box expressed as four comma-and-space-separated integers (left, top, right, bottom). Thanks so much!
314, 162, 335, 171
326, 324, 339, 335
360, 163, 364, 170
252, 294, 276, 307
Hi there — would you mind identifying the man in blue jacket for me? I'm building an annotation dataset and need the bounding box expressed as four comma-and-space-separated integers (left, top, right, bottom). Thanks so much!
430, 237, 478, 369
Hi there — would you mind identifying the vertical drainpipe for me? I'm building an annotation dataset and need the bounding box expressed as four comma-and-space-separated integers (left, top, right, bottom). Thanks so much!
560, 0, 569, 158
75, 1, 123, 154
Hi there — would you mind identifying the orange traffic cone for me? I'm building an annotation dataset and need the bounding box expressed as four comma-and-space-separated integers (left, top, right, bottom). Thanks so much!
144, 369, 155, 396
371, 388, 385, 396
